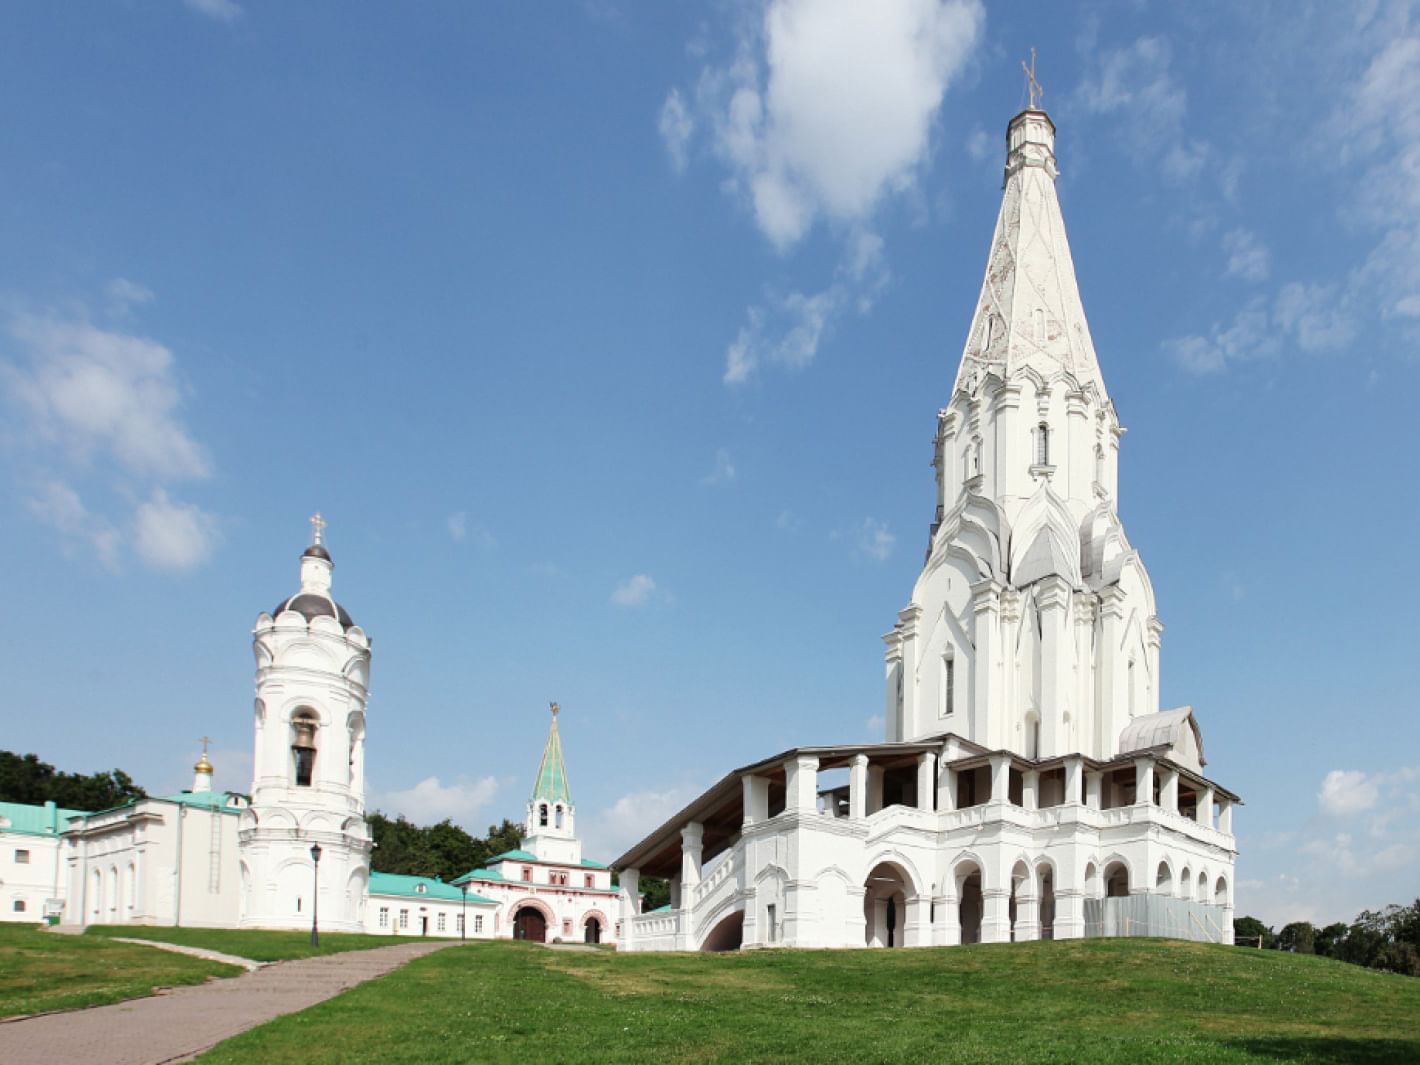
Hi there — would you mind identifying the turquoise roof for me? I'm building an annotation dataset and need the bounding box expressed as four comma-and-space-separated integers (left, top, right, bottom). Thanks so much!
580, 858, 608, 869
491, 848, 537, 863
453, 867, 506, 885
530, 712, 573, 807
0, 800, 90, 837
160, 791, 248, 811
368, 871, 493, 904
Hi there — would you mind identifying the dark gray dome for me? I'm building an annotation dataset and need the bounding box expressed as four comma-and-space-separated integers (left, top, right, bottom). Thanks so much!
273, 592, 354, 629
302, 544, 332, 561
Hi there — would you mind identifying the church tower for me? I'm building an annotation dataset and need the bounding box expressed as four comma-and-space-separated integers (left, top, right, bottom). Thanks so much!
238, 516, 372, 931
523, 703, 581, 866
883, 98, 1162, 763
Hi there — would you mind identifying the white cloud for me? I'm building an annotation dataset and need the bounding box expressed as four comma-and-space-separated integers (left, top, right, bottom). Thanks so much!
447, 511, 495, 548
1161, 283, 1363, 374
1222, 228, 1271, 282
105, 277, 154, 316
659, 89, 694, 173
4, 314, 210, 480
774, 508, 800, 531
184, 0, 243, 22
1273, 281, 1359, 353
703, 447, 736, 485
132, 489, 219, 572
27, 479, 121, 569
375, 775, 499, 829
579, 786, 699, 862
1318, 768, 1382, 818
965, 126, 992, 163
723, 227, 889, 384
854, 517, 896, 562
694, 0, 983, 249
1076, 35, 1210, 184
611, 573, 658, 607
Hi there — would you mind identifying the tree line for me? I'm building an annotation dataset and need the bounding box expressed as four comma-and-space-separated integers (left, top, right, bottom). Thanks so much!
0, 751, 147, 812
1235, 900, 1420, 977
367, 812, 526, 882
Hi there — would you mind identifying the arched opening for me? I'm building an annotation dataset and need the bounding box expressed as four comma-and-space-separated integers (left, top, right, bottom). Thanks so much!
941, 650, 955, 718
1037, 863, 1056, 940
291, 709, 319, 787
512, 904, 548, 943
584, 916, 602, 944
1036, 422, 1050, 466
555, 805, 564, 829
90, 869, 101, 917
1025, 712, 1041, 760
1180, 866, 1192, 899
538, 803, 549, 827
863, 861, 912, 948
701, 910, 745, 953
1214, 876, 1228, 908
1104, 861, 1130, 898
1083, 861, 1100, 900
1156, 861, 1173, 896
127, 863, 136, 913
956, 862, 984, 945
1197, 871, 1208, 900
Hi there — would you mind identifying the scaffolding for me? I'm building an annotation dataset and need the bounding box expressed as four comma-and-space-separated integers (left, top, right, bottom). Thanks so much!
1082, 895, 1227, 943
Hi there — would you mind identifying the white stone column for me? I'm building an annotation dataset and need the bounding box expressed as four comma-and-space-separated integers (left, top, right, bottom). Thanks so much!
680, 822, 703, 891
1134, 759, 1155, 806
668, 873, 682, 909
742, 775, 769, 826
1055, 884, 1084, 939
1218, 798, 1233, 834
784, 756, 819, 813
970, 580, 1002, 747
1022, 770, 1039, 812
1085, 771, 1103, 809
867, 765, 885, 815
1096, 586, 1126, 757
1036, 575, 1071, 757
1197, 786, 1216, 829
1146, 617, 1164, 716
620, 867, 641, 950
931, 891, 953, 945
897, 605, 923, 740
938, 761, 957, 812
982, 886, 1011, 943
990, 754, 1011, 806
1160, 768, 1179, 814
1064, 756, 1084, 806
1015, 891, 1040, 942
916, 752, 937, 812
904, 894, 930, 947
849, 755, 868, 820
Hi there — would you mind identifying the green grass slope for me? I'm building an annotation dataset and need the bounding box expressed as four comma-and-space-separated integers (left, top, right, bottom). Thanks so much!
197, 938, 1420, 1064
0, 924, 239, 1019
86, 924, 400, 962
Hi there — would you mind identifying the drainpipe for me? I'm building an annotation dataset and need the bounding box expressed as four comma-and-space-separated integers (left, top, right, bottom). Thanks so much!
173, 804, 186, 927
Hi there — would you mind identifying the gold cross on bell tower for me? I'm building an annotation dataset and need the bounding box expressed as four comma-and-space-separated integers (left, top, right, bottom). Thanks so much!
1022, 47, 1044, 111
200, 735, 211, 755
549, 701, 560, 718
309, 511, 327, 545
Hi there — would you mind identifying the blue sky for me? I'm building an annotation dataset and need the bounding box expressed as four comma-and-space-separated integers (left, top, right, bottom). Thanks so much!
2, 1, 1417, 929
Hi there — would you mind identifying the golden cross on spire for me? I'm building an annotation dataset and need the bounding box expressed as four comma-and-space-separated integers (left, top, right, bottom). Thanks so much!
309, 511, 327, 545
549, 701, 560, 718
1023, 47, 1044, 111
200, 735, 211, 755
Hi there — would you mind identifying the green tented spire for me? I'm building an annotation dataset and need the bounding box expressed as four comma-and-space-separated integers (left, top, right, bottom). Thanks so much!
530, 702, 573, 808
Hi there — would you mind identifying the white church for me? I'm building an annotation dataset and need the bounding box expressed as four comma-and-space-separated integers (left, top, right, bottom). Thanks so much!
0, 525, 619, 945
612, 102, 1240, 952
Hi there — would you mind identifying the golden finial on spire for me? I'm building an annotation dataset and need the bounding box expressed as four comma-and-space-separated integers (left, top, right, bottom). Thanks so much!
309, 511, 327, 545
1022, 47, 1044, 111
549, 701, 560, 718
195, 735, 214, 774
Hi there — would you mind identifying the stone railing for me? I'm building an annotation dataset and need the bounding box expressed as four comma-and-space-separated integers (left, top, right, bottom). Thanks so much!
691, 849, 737, 908
627, 910, 680, 952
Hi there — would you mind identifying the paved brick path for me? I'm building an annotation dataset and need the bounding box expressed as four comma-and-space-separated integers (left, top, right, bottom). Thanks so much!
0, 940, 457, 1065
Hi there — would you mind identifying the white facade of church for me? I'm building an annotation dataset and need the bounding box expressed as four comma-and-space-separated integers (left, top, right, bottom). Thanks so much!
614, 106, 1239, 953
1, 527, 617, 945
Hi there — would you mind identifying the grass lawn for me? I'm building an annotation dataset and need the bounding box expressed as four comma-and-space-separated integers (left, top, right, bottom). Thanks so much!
86, 924, 412, 962
196, 938, 1420, 1064
0, 923, 240, 1019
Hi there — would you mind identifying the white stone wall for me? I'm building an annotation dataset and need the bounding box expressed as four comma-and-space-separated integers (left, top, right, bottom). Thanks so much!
0, 833, 65, 923
364, 894, 497, 938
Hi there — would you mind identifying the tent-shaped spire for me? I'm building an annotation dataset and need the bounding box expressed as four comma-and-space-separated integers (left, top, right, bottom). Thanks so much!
530, 702, 572, 807
953, 107, 1107, 400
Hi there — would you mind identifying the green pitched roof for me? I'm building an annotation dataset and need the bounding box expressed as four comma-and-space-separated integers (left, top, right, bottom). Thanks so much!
452, 867, 507, 885
368, 871, 494, 904
490, 848, 538, 863
530, 712, 573, 807
580, 858, 608, 869
0, 800, 90, 837
160, 791, 248, 811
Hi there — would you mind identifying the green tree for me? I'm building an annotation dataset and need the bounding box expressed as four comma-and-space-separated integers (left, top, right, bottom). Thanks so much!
0, 751, 146, 810
1233, 915, 1274, 949
1315, 921, 1350, 958
1277, 921, 1316, 954
640, 876, 671, 911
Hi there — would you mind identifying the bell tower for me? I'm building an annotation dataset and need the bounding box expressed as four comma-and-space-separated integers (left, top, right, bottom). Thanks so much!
238, 515, 372, 931
523, 702, 582, 865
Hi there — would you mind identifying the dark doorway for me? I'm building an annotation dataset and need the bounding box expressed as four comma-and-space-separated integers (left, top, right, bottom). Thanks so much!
419, 915, 428, 936
513, 906, 547, 942
584, 917, 602, 944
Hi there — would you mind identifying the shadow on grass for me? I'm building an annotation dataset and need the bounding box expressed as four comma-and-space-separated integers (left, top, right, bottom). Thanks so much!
1226, 1036, 1419, 1063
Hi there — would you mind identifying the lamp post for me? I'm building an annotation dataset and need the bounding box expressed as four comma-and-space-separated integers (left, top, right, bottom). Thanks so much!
309, 842, 322, 947
460, 881, 468, 941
